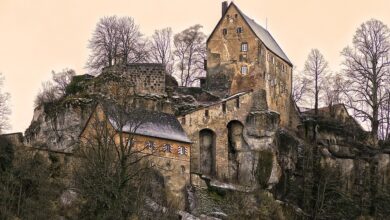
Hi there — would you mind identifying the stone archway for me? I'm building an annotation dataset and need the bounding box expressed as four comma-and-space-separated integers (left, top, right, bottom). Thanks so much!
227, 120, 244, 182
199, 129, 216, 176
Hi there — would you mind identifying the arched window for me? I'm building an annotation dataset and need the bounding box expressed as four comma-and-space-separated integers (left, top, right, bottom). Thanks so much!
199, 129, 216, 176
227, 120, 245, 182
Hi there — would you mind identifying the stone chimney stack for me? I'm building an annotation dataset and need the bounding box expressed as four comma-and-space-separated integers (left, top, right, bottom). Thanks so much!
222, 1, 228, 17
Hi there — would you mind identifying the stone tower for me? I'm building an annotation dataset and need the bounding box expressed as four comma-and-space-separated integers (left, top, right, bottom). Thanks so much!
204, 1, 293, 125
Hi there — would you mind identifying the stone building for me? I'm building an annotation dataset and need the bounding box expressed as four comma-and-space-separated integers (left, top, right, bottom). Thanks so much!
204, 1, 293, 126
79, 103, 191, 206
179, 1, 295, 188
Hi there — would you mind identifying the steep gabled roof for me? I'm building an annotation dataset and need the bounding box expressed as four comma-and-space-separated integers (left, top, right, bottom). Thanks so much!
207, 2, 292, 66
103, 103, 192, 143
238, 9, 292, 66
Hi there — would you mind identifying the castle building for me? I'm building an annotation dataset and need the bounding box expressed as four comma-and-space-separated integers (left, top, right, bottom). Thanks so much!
79, 0, 297, 207
180, 1, 296, 187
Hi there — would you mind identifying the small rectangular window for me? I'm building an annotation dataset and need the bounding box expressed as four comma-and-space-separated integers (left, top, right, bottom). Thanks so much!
236, 97, 240, 108
145, 141, 156, 151
236, 27, 243, 33
223, 28, 227, 35
241, 43, 248, 52
178, 146, 188, 156
222, 102, 227, 113
205, 109, 209, 117
241, 66, 248, 74
162, 144, 172, 153
181, 116, 186, 125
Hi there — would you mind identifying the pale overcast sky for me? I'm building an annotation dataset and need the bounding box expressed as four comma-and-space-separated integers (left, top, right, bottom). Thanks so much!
0, 0, 389, 133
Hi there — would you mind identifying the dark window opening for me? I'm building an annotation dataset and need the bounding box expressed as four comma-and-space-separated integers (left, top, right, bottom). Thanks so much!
205, 109, 209, 117
181, 116, 186, 125
236, 27, 243, 33
223, 28, 227, 36
236, 97, 240, 108
222, 102, 227, 113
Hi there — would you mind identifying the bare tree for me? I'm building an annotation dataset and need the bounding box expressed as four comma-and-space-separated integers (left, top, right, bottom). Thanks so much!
379, 89, 390, 140
51, 69, 75, 95
117, 17, 149, 64
0, 73, 10, 133
322, 73, 346, 106
75, 89, 155, 219
34, 69, 75, 107
292, 67, 311, 105
341, 19, 390, 142
87, 16, 120, 72
304, 49, 329, 115
173, 24, 206, 87
87, 16, 148, 73
149, 28, 174, 75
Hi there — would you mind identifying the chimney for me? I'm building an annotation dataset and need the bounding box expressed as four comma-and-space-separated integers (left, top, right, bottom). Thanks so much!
222, 1, 228, 17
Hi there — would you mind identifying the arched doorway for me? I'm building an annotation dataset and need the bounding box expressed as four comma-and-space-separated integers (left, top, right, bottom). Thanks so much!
227, 120, 244, 182
199, 129, 216, 176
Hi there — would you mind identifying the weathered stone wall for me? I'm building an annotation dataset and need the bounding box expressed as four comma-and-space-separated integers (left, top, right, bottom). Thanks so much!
180, 90, 282, 187
102, 64, 166, 95
207, 5, 264, 97
0, 132, 24, 146
180, 92, 253, 180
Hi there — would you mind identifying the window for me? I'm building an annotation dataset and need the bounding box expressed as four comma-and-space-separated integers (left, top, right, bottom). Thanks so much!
127, 138, 135, 146
181, 116, 186, 125
205, 109, 209, 117
236, 27, 243, 33
178, 146, 188, 156
222, 28, 227, 35
145, 141, 156, 151
241, 65, 248, 74
222, 102, 226, 113
241, 42, 248, 52
236, 97, 240, 108
162, 144, 172, 153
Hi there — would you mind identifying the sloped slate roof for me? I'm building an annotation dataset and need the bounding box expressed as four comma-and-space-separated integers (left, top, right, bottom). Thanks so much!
238, 9, 292, 65
103, 104, 191, 143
